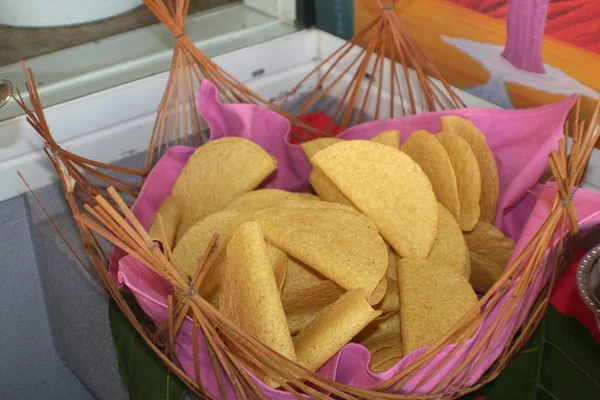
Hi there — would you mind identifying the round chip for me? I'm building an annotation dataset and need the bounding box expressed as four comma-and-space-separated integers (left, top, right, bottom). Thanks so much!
172, 137, 277, 241
219, 221, 297, 363
397, 258, 478, 354
300, 137, 343, 161
148, 196, 181, 251
427, 203, 471, 279
311, 140, 438, 258
225, 189, 318, 213
402, 129, 461, 222
442, 116, 500, 224
258, 201, 388, 304
464, 222, 515, 293
435, 131, 482, 232
371, 130, 400, 149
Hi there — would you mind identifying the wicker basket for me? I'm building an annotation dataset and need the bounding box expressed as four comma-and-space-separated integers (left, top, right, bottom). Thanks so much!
13, 0, 600, 398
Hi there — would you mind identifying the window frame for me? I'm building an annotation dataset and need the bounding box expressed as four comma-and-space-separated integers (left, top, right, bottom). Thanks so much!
0, 0, 301, 122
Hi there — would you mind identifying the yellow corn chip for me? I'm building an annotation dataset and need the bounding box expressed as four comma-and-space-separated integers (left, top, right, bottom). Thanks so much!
300, 137, 343, 161
442, 116, 499, 223
312, 140, 438, 258
148, 196, 181, 251
354, 312, 400, 354
435, 131, 482, 231
219, 221, 296, 362
378, 278, 399, 313
259, 201, 388, 304
402, 130, 461, 221
294, 289, 381, 372
225, 189, 318, 213
464, 222, 514, 293
397, 258, 478, 354
387, 246, 398, 280
282, 258, 327, 300
371, 340, 403, 373
266, 243, 288, 293
172, 209, 246, 304
371, 130, 400, 149
172, 137, 277, 241
282, 280, 345, 335
309, 166, 356, 207
427, 203, 471, 279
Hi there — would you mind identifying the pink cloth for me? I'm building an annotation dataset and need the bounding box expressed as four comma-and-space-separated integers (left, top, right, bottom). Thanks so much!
111, 80, 600, 398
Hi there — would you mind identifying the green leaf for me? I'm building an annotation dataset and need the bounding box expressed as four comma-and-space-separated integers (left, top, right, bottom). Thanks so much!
463, 305, 600, 399
109, 294, 186, 400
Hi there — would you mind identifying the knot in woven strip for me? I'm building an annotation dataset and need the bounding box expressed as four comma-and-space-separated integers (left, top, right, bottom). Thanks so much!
44, 142, 61, 154
182, 287, 198, 297
174, 32, 186, 40
559, 187, 579, 206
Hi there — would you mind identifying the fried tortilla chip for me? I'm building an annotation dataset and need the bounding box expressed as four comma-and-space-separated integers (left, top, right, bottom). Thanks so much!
172, 209, 246, 304
266, 243, 288, 292
300, 137, 343, 161
427, 203, 471, 279
398, 258, 478, 354
442, 116, 499, 223
148, 196, 181, 251
402, 130, 461, 221
282, 258, 328, 300
378, 278, 400, 313
259, 201, 388, 304
371, 340, 403, 373
371, 130, 400, 149
172, 137, 277, 241
173, 207, 283, 305
354, 312, 400, 355
312, 140, 438, 258
435, 131, 482, 232
282, 280, 345, 335
225, 189, 318, 213
309, 166, 355, 207
294, 289, 381, 372
464, 222, 514, 293
387, 247, 398, 281
219, 222, 296, 363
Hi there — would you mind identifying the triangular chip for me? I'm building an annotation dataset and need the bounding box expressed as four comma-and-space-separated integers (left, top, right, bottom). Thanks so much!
312, 140, 438, 258
397, 258, 478, 354
219, 222, 296, 363
371, 130, 400, 149
300, 137, 343, 161
294, 289, 381, 372
435, 131, 482, 231
309, 166, 355, 207
442, 116, 499, 223
259, 201, 388, 304
225, 189, 318, 213
402, 129, 461, 221
427, 203, 471, 279
464, 222, 514, 293
282, 280, 345, 335
148, 196, 181, 251
172, 137, 277, 241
